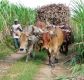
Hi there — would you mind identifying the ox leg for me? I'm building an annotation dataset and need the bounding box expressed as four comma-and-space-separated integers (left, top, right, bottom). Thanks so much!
63, 44, 68, 55
46, 50, 52, 66
61, 42, 68, 55
54, 48, 60, 64
65, 44, 68, 55
26, 44, 34, 62
39, 43, 43, 51
30, 52, 34, 58
48, 51, 55, 67
60, 45, 63, 53
48, 54, 51, 66
51, 55, 56, 67
54, 58, 58, 63
26, 53, 30, 62
46, 49, 55, 67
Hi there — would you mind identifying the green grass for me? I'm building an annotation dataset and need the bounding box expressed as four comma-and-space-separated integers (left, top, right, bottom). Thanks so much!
0, 43, 14, 59
0, 0, 37, 31
0, 60, 41, 80
0, 0, 37, 58
71, 0, 84, 42
0, 45, 47, 80
0, 0, 37, 59
70, 0, 84, 65
71, 64, 84, 76
0, 50, 47, 80
69, 0, 84, 77
55, 76, 69, 80
0, 35, 18, 59
54, 64, 84, 80
0, 0, 84, 80
0, 43, 47, 80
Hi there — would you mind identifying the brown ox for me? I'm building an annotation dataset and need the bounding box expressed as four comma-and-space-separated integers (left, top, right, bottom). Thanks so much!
42, 27, 64, 66
59, 25, 74, 55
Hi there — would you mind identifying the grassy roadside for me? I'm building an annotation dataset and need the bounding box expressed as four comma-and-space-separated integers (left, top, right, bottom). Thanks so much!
0, 42, 14, 59
0, 48, 47, 80
0, 35, 17, 59
0, 60, 42, 80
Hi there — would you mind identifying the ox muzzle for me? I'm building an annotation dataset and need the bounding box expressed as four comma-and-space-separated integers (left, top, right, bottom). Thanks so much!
19, 48, 27, 53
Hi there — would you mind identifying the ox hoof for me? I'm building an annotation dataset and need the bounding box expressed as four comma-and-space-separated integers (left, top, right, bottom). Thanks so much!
48, 63, 55, 68
50, 64, 55, 68
54, 58, 58, 63
26, 60, 28, 63
30, 53, 34, 58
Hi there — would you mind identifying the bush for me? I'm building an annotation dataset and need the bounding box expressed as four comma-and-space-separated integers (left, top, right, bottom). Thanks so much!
0, 0, 37, 31
71, 0, 84, 65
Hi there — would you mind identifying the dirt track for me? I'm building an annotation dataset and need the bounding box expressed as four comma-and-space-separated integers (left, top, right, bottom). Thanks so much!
0, 51, 80, 80
34, 54, 71, 80
34, 63, 71, 80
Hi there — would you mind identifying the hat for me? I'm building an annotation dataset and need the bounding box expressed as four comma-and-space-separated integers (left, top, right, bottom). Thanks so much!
14, 19, 18, 21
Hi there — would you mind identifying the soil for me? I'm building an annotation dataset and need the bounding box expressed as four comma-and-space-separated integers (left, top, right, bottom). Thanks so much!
0, 50, 81, 80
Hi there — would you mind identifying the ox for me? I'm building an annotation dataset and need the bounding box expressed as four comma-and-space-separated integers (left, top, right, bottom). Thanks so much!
18, 22, 64, 67
18, 25, 44, 62
59, 24, 74, 55
42, 27, 64, 66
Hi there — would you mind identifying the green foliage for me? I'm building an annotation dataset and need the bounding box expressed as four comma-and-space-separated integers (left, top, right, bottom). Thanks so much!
55, 76, 69, 80
71, 64, 84, 76
0, 0, 37, 57
0, 43, 13, 59
71, 0, 84, 65
0, 61, 41, 80
70, 43, 84, 65
72, 0, 84, 42
70, 0, 84, 76
4, 35, 14, 48
0, 0, 37, 31
34, 50, 47, 61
